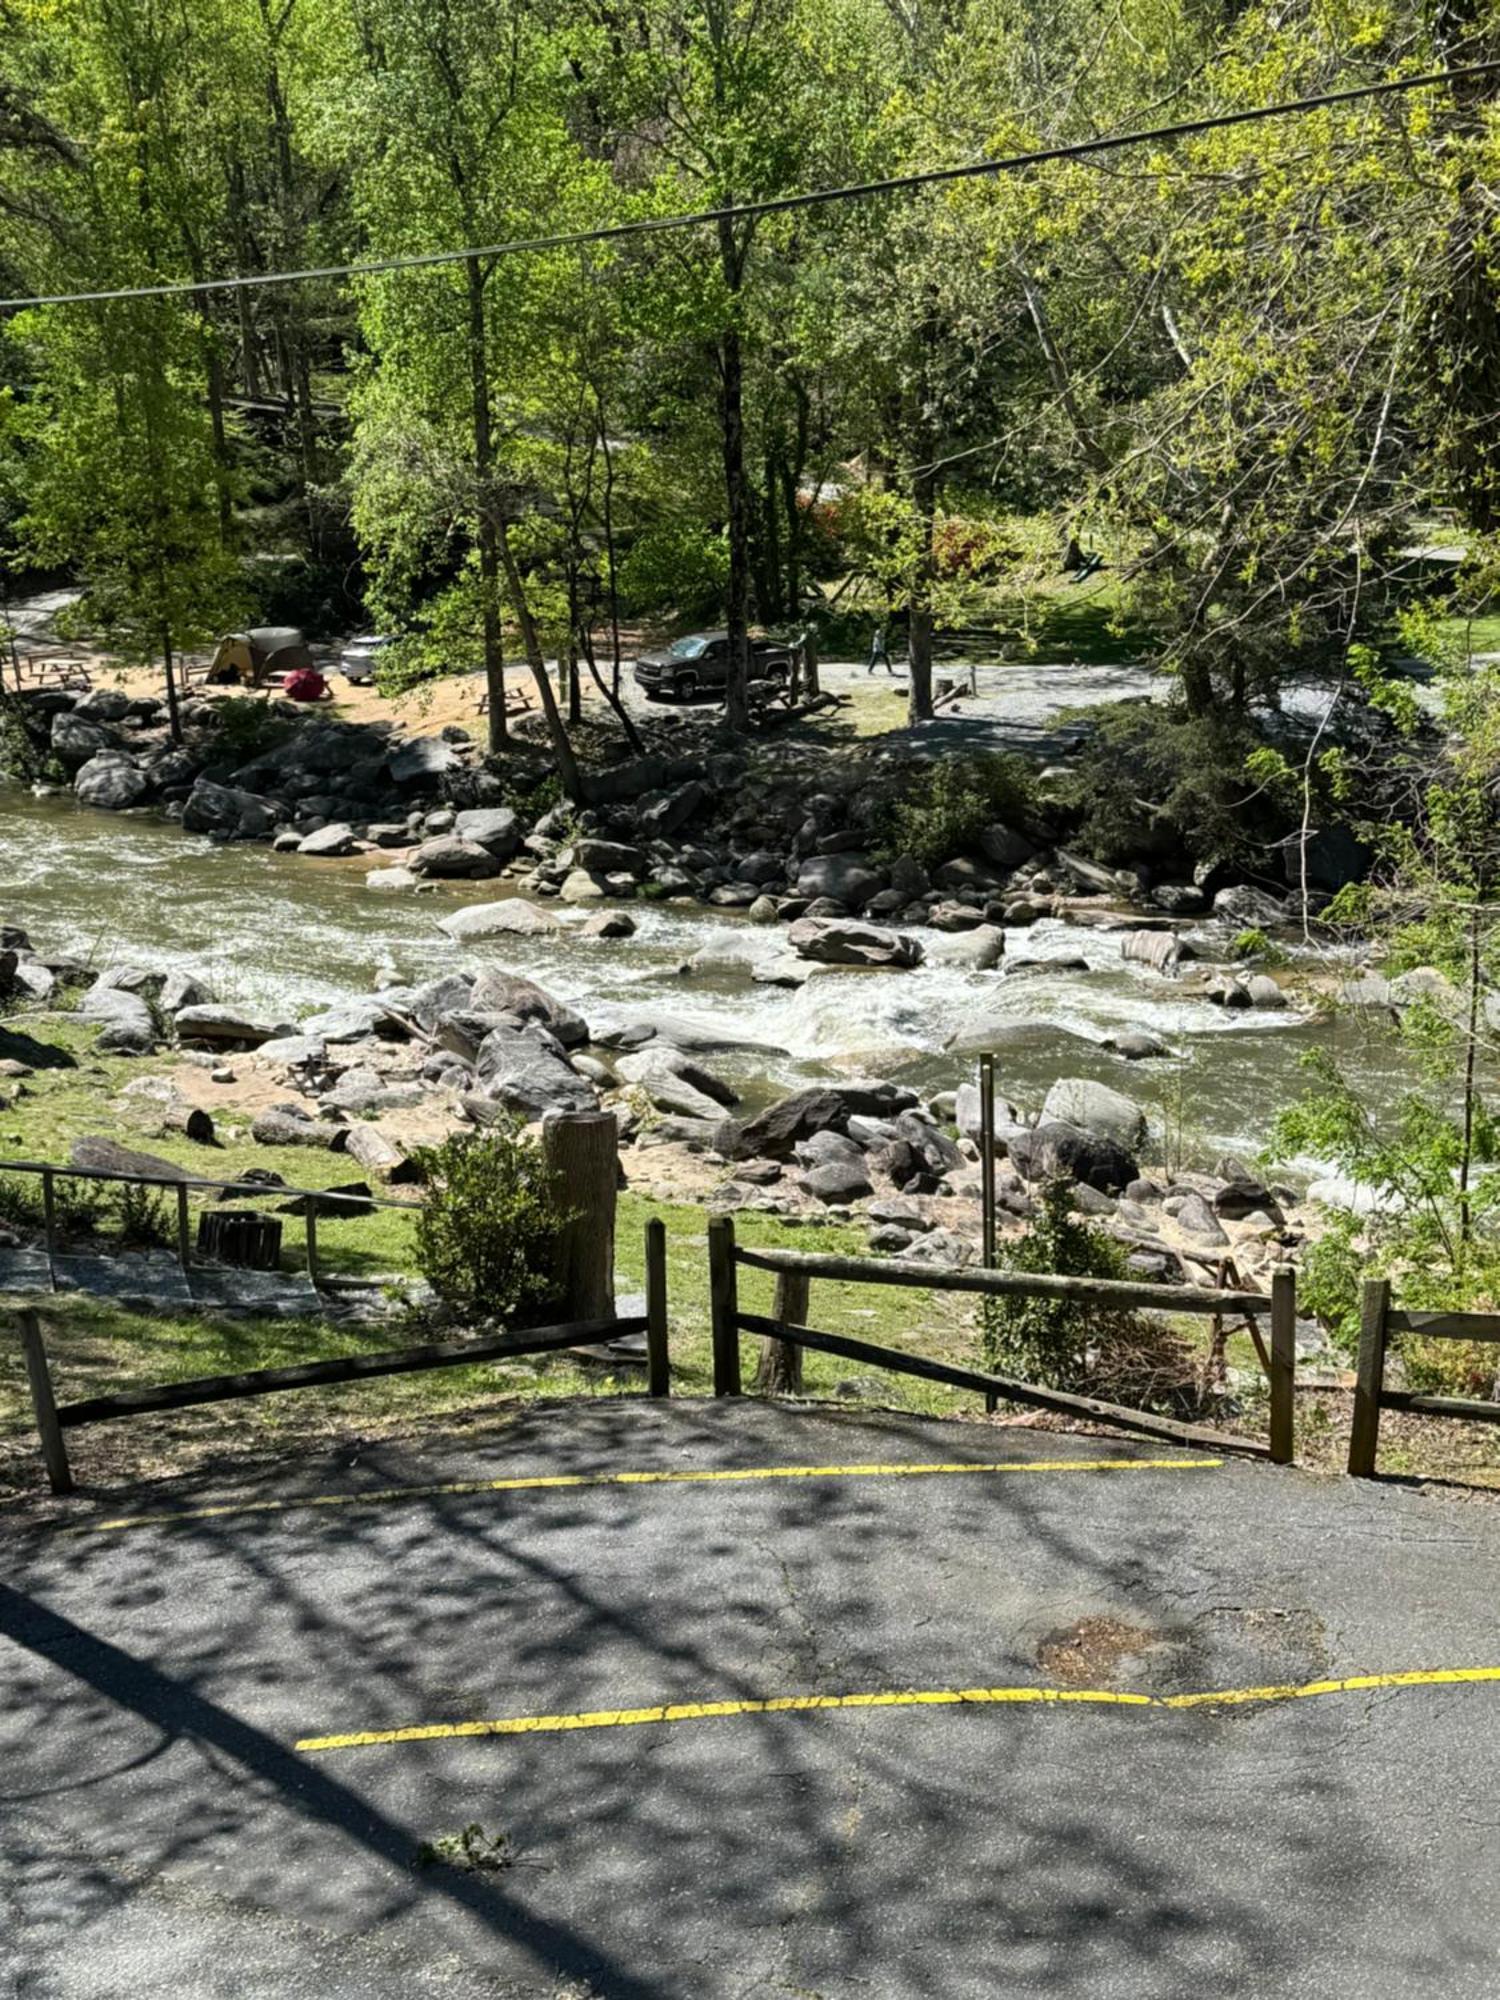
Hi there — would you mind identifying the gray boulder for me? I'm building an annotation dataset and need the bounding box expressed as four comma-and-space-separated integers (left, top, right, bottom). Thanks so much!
638, 781, 709, 837
468, 971, 587, 1048
474, 1026, 599, 1119
251, 1104, 347, 1150
388, 736, 461, 786
409, 836, 499, 880
73, 687, 132, 724
75, 752, 149, 811
977, 823, 1035, 870
737, 1079, 920, 1159
453, 807, 521, 857
787, 917, 924, 969
80, 984, 157, 1054
403, 973, 475, 1035
183, 780, 274, 841
1041, 1077, 1147, 1151
297, 823, 360, 858
575, 837, 643, 875
1119, 930, 1189, 974
300, 996, 409, 1043
51, 712, 119, 770
1212, 884, 1288, 929
803, 1157, 873, 1205
927, 924, 1005, 970
794, 853, 885, 910
437, 899, 561, 940
1008, 1121, 1139, 1194
173, 1004, 286, 1048
560, 868, 608, 902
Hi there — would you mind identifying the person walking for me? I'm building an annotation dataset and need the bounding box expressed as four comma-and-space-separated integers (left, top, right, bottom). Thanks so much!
867, 625, 893, 674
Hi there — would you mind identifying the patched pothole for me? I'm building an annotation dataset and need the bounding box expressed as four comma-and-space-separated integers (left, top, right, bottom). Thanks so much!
1036, 1616, 1160, 1685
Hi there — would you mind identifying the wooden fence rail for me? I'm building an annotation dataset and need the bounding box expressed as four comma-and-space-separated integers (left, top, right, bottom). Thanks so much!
1348, 1279, 1500, 1476
14, 1217, 671, 1494
712, 1219, 1297, 1464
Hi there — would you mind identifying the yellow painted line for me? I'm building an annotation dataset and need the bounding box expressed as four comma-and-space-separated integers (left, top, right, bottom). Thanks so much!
295, 1666, 1500, 1756
72, 1454, 1220, 1536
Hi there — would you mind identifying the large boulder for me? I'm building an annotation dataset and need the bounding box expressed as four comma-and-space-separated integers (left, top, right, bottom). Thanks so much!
794, 853, 885, 910
574, 837, 643, 875
75, 752, 149, 811
467, 970, 587, 1048
616, 1047, 739, 1121
977, 823, 1035, 870
174, 1003, 286, 1048
787, 917, 924, 969
387, 735, 461, 787
73, 687, 132, 724
1008, 1121, 1139, 1194
437, 899, 562, 941
637, 780, 708, 838
51, 712, 120, 770
802, 1156, 874, 1205
409, 836, 499, 880
1119, 930, 1189, 974
79, 982, 157, 1054
473, 1026, 599, 1119
251, 1104, 348, 1150
299, 995, 410, 1043
560, 868, 608, 902
403, 973, 476, 1035
297, 823, 361, 858
182, 780, 274, 841
926, 925, 1005, 970
737, 1080, 920, 1159
70, 1136, 187, 1180
1212, 884, 1288, 929
1041, 1077, 1148, 1151
453, 807, 521, 857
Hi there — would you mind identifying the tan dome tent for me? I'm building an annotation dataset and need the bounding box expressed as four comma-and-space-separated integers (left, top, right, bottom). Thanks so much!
206, 626, 315, 687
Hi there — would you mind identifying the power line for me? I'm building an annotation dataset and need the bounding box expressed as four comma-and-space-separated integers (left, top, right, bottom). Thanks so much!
3, 60, 1497, 312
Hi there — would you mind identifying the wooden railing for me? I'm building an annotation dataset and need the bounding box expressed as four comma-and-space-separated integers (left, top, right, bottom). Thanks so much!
15, 1218, 670, 1495
1348, 1279, 1500, 1476
707, 1217, 1296, 1462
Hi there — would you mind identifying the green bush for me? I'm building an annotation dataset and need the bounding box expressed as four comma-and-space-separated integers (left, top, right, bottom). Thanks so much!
875, 753, 1035, 868
114, 1181, 173, 1249
616, 522, 729, 619
409, 1126, 571, 1328
980, 1177, 1197, 1409
204, 696, 294, 763
1295, 1210, 1364, 1355
0, 1172, 101, 1237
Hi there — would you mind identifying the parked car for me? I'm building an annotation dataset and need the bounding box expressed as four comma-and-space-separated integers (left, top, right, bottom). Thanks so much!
633, 630, 793, 702
338, 634, 396, 685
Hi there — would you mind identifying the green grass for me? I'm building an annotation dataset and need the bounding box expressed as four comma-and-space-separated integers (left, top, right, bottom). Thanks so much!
0, 1006, 983, 1490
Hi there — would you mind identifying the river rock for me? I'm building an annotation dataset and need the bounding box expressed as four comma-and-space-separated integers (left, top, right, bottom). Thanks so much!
342, 1122, 421, 1183
174, 1003, 288, 1048
1008, 1121, 1139, 1193
954, 1081, 1022, 1147
75, 752, 149, 811
403, 973, 475, 1035
79, 984, 157, 1054
474, 1026, 599, 1118
737, 1080, 920, 1159
299, 996, 408, 1042
1041, 1078, 1147, 1151
366, 866, 419, 891
794, 853, 884, 909
1212, 884, 1288, 929
927, 924, 1005, 969
1168, 1190, 1229, 1245
73, 686, 132, 724
560, 868, 608, 902
1244, 974, 1288, 1009
408, 836, 499, 880
452, 807, 521, 857
51, 712, 120, 770
70, 1135, 188, 1180
1101, 1030, 1171, 1060
1119, 930, 1189, 974
388, 735, 460, 786
255, 1034, 328, 1068
467, 971, 587, 1048
580, 909, 637, 939
616, 1058, 725, 1122
574, 837, 643, 875
251, 1104, 348, 1150
787, 917, 923, 969
802, 1157, 873, 1204
183, 780, 274, 841
297, 822, 360, 857
977, 823, 1034, 869
616, 1045, 738, 1108
438, 899, 562, 941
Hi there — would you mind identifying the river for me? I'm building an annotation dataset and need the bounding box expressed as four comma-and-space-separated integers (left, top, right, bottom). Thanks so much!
0, 787, 1406, 1163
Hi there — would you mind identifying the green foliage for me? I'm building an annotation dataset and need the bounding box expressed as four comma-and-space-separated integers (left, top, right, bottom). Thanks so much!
203, 698, 294, 763
1062, 703, 1295, 871
980, 1177, 1166, 1398
875, 753, 1034, 868
114, 1181, 173, 1250
409, 1127, 570, 1328
1295, 1210, 1364, 1355
0, 1173, 100, 1237
616, 523, 730, 619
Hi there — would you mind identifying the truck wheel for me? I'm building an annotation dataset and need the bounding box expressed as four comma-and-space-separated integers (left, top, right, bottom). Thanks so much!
675, 671, 699, 699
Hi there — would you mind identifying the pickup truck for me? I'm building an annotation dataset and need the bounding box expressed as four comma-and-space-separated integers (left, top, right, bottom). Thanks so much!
632, 630, 793, 702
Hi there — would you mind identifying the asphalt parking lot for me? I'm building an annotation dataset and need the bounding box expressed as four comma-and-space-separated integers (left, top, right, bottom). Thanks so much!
4, 1398, 1500, 1999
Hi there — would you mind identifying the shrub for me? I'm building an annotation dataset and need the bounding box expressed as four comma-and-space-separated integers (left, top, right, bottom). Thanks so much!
1295, 1210, 1364, 1356
409, 1126, 571, 1328
204, 696, 293, 763
114, 1181, 173, 1249
616, 523, 729, 619
875, 753, 1035, 868
0, 1172, 101, 1237
979, 1177, 1198, 1409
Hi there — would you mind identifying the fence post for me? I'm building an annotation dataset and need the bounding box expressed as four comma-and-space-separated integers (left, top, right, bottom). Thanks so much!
644, 1218, 670, 1397
755, 1268, 808, 1396
708, 1214, 741, 1396
176, 1183, 192, 1272
1348, 1278, 1390, 1477
543, 1110, 619, 1321
19, 1309, 73, 1495
979, 1053, 997, 1270
1268, 1267, 1296, 1465
41, 1168, 58, 1290
304, 1203, 319, 1285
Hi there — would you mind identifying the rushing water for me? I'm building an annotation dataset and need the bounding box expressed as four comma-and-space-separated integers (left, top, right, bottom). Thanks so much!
0, 787, 1408, 1161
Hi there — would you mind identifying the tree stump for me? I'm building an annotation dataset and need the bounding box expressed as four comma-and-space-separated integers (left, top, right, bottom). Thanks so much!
197, 1210, 283, 1270
755, 1269, 809, 1396
542, 1110, 618, 1322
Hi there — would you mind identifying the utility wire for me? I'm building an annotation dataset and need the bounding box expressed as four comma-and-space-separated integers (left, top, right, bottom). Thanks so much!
3, 60, 1498, 312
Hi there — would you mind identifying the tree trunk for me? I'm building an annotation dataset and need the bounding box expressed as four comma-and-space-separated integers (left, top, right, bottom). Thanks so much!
464, 253, 508, 754
160, 623, 182, 746
204, 334, 233, 551
718, 311, 752, 733
907, 464, 937, 725
542, 1110, 618, 1322
496, 516, 586, 803
598, 411, 623, 699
